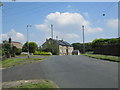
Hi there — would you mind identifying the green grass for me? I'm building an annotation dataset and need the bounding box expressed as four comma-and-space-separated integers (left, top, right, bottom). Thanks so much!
13, 81, 57, 88
84, 53, 120, 62
3, 79, 59, 89
1, 57, 45, 68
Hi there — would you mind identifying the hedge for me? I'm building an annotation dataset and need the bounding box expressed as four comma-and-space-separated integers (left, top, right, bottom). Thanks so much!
34, 51, 51, 55
92, 38, 120, 56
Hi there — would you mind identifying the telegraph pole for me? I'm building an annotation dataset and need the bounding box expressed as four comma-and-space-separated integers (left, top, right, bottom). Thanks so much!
50, 24, 54, 54
51, 24, 53, 39
27, 25, 32, 58
82, 25, 85, 53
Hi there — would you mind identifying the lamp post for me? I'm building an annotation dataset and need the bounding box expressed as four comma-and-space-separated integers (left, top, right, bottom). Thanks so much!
27, 25, 32, 58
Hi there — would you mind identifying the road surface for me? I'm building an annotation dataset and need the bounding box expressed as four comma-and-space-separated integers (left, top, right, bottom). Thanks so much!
2, 55, 118, 88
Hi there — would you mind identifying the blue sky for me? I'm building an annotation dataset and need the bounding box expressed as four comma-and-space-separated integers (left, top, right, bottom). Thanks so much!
1, 2, 118, 46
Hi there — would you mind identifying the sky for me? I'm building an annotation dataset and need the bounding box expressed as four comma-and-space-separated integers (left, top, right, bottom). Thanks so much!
1, 1, 118, 46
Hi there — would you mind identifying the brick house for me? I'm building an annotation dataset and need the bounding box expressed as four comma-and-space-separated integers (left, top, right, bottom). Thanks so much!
42, 38, 74, 55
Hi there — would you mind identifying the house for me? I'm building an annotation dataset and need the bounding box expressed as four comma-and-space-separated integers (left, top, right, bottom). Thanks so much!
11, 41, 23, 49
42, 38, 74, 55
3, 38, 23, 49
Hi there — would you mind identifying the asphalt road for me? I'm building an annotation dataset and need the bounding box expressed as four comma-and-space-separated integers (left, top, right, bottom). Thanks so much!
2, 55, 118, 88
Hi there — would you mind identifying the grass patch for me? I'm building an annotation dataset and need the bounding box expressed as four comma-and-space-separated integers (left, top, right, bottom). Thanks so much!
13, 82, 56, 88
2, 79, 59, 89
84, 53, 120, 62
1, 57, 45, 68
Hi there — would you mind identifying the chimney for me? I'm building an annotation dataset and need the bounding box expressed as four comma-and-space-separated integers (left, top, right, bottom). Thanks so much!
9, 37, 11, 43
46, 38, 49, 41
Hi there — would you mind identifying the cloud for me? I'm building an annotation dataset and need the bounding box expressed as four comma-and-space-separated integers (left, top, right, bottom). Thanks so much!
107, 19, 118, 29
83, 12, 89, 18
65, 33, 80, 39
35, 12, 103, 41
0, 29, 26, 43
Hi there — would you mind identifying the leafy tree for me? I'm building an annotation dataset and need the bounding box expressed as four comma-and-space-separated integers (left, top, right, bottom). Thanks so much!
72, 42, 93, 53
29, 42, 38, 53
22, 42, 28, 52
2, 41, 11, 58
22, 42, 38, 53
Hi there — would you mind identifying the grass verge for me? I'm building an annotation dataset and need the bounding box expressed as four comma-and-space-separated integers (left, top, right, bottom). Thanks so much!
84, 53, 120, 62
1, 57, 45, 68
2, 79, 59, 88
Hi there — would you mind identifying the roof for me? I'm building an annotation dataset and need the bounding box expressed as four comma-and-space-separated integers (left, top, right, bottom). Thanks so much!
11, 41, 21, 44
55, 40, 72, 47
42, 38, 73, 47
11, 41, 23, 49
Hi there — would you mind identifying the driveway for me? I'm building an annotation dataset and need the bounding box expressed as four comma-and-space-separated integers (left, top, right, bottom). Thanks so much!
2, 55, 118, 88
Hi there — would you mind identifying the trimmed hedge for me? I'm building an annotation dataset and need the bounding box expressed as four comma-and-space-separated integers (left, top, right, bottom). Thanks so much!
92, 38, 120, 56
34, 51, 51, 55
72, 42, 93, 53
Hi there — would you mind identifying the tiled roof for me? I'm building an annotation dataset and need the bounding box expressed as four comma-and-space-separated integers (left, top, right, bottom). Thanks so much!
42, 38, 73, 47
55, 40, 72, 47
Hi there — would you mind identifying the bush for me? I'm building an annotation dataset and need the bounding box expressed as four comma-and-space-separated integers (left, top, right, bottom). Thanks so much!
16, 48, 22, 55
34, 51, 51, 55
11, 53, 15, 57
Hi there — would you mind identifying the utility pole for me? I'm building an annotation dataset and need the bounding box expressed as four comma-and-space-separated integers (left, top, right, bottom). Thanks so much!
56, 36, 58, 40
82, 25, 85, 53
27, 25, 32, 58
50, 24, 54, 55
51, 24, 53, 39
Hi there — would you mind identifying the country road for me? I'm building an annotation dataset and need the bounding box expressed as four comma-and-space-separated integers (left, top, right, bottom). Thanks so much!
2, 55, 118, 88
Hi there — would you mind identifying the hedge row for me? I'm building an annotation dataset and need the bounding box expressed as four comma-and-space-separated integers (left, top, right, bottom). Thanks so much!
72, 42, 93, 53
92, 38, 120, 47
92, 38, 120, 56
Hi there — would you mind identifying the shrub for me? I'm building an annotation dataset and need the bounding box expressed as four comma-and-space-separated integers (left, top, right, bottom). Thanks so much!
16, 48, 22, 55
34, 51, 51, 55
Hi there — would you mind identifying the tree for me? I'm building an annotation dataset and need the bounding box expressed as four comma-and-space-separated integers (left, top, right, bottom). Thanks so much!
72, 42, 93, 53
22, 42, 38, 53
16, 48, 22, 55
22, 42, 28, 52
29, 42, 38, 53
2, 41, 11, 58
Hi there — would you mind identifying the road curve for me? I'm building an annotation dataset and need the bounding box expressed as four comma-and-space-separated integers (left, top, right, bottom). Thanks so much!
2, 55, 118, 88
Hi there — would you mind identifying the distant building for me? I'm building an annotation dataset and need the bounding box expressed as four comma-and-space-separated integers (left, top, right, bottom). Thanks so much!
3, 37, 23, 49
42, 38, 74, 55
11, 41, 23, 49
